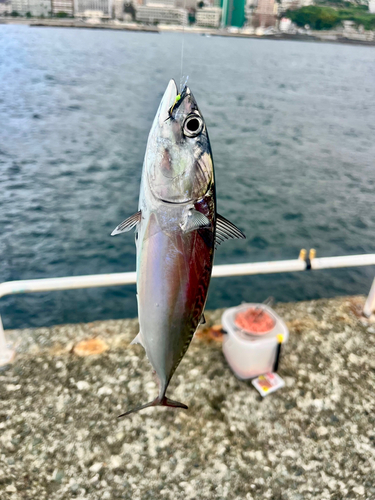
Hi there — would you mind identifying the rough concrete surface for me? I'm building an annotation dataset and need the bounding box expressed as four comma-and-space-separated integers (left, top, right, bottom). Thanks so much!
1, 296, 375, 500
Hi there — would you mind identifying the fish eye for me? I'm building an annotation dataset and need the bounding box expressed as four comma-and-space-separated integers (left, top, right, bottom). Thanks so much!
183, 115, 203, 138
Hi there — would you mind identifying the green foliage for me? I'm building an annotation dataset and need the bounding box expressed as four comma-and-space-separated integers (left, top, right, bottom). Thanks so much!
338, 7, 375, 29
124, 2, 136, 20
316, 0, 366, 7
55, 11, 68, 17
285, 4, 375, 30
25, 11, 32, 18
286, 6, 339, 29
11, 10, 20, 16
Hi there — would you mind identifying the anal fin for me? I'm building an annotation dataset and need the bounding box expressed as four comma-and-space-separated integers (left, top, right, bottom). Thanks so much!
130, 332, 144, 347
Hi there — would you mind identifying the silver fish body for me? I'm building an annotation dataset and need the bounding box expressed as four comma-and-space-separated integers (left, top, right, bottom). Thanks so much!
112, 80, 244, 416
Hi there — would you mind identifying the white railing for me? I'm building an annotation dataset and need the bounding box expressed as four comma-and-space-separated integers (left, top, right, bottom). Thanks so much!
1, 252, 375, 365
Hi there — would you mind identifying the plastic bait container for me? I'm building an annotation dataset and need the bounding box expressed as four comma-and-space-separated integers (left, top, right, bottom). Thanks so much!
222, 303, 289, 379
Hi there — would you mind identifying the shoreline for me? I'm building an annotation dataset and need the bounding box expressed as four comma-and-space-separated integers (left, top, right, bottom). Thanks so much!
1, 18, 375, 46
0, 18, 159, 33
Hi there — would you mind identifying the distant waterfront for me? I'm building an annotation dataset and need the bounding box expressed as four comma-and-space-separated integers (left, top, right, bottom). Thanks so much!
2, 17, 375, 46
1, 24, 375, 329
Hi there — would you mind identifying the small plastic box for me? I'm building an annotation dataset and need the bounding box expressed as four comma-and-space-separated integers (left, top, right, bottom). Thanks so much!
222, 303, 289, 379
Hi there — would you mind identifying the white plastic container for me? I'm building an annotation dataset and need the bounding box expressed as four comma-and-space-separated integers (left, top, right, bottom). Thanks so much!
222, 303, 289, 379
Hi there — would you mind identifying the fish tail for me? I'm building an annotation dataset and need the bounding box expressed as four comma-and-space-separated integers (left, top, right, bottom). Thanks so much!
159, 396, 189, 410
117, 395, 188, 418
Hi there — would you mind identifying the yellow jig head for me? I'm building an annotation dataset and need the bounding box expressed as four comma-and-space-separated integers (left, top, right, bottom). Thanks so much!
168, 93, 181, 118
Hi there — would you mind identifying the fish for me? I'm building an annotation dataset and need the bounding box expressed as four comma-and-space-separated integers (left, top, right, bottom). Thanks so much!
112, 79, 245, 416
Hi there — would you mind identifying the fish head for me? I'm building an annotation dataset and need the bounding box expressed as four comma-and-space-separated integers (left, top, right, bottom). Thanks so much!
145, 79, 214, 204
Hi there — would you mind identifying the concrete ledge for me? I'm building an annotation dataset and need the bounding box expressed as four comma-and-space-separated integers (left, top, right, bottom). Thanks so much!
1, 296, 375, 499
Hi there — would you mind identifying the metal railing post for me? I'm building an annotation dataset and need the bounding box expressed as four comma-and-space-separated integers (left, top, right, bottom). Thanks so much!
0, 314, 15, 367
363, 277, 375, 318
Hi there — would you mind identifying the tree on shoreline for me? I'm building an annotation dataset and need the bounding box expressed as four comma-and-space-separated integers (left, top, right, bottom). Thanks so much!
285, 4, 375, 30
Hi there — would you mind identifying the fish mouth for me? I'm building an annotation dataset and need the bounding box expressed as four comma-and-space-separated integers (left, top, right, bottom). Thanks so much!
157, 79, 178, 125
167, 84, 190, 120
159, 79, 196, 124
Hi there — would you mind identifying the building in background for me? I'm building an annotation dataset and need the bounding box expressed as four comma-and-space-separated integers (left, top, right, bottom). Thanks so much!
221, 0, 246, 27
0, 0, 10, 13
0, 0, 11, 14
145, 0, 174, 6
174, 0, 195, 7
113, 0, 123, 18
244, 0, 257, 26
136, 0, 187, 24
11, 0, 51, 15
278, 0, 311, 14
252, 0, 277, 27
196, 6, 221, 26
369, 0, 375, 14
74, 0, 111, 16
52, 0, 73, 14
11, 0, 27, 14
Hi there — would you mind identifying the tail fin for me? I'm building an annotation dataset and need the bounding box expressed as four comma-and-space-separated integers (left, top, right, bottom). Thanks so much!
118, 396, 188, 418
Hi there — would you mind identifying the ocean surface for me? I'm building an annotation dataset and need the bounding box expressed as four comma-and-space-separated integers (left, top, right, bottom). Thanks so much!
1, 25, 375, 329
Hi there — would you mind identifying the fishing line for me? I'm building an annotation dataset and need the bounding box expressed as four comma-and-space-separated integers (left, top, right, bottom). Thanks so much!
179, 0, 187, 91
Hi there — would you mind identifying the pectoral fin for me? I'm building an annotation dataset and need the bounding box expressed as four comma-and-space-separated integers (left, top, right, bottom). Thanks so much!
180, 209, 210, 233
215, 213, 246, 248
111, 211, 141, 236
